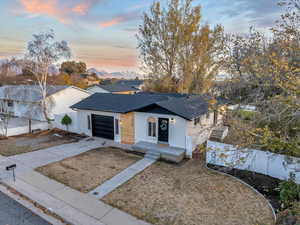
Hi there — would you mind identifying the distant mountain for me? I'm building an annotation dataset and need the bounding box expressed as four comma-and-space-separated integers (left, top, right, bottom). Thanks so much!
87, 68, 143, 79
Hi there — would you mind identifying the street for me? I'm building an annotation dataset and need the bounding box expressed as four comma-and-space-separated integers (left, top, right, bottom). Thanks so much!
0, 190, 51, 225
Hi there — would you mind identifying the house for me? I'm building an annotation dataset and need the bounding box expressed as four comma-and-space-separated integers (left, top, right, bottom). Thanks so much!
87, 83, 139, 95
71, 92, 226, 162
0, 85, 91, 122
115, 80, 144, 90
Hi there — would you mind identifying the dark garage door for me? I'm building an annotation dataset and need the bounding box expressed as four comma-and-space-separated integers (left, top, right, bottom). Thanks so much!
92, 114, 114, 140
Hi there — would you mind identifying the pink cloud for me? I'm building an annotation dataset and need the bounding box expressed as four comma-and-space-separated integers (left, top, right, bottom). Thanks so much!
99, 17, 124, 28
71, 1, 94, 15
18, 0, 98, 23
99, 12, 139, 28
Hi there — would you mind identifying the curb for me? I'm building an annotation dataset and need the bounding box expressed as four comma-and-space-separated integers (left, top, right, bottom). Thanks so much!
205, 163, 277, 223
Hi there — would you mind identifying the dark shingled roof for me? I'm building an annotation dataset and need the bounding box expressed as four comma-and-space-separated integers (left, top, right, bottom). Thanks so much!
97, 83, 139, 92
71, 92, 225, 120
156, 95, 209, 120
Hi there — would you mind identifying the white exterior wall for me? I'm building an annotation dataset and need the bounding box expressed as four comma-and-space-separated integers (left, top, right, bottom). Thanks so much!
49, 87, 90, 120
87, 86, 109, 94
76, 110, 121, 142
1, 87, 90, 122
53, 111, 79, 134
187, 112, 215, 150
135, 112, 187, 149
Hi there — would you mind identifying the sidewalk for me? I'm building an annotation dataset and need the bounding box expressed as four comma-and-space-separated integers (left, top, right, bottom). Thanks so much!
0, 138, 151, 225
89, 158, 156, 199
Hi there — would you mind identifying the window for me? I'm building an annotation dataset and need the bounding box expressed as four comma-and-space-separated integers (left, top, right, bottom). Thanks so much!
7, 100, 13, 107
213, 111, 218, 125
194, 117, 200, 126
148, 122, 156, 137
115, 119, 119, 135
87, 115, 91, 130
147, 117, 156, 137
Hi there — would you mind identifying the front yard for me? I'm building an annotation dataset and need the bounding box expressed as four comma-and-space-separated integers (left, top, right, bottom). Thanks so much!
102, 160, 275, 225
0, 129, 82, 156
35, 146, 274, 225
36, 147, 142, 193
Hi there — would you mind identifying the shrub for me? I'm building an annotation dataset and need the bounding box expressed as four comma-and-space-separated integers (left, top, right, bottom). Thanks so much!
61, 114, 72, 131
279, 173, 300, 209
276, 202, 300, 225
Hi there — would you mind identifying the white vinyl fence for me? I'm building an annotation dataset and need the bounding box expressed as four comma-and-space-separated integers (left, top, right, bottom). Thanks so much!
53, 112, 79, 134
6, 121, 50, 137
206, 141, 300, 183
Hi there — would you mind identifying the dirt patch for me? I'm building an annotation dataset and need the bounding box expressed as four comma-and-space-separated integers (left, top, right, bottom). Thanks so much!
0, 129, 83, 156
36, 147, 142, 193
208, 164, 281, 211
103, 160, 275, 225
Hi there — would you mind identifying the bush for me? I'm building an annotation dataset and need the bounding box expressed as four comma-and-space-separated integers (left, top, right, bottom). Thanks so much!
279, 173, 300, 209
276, 202, 300, 225
236, 110, 256, 121
61, 114, 72, 131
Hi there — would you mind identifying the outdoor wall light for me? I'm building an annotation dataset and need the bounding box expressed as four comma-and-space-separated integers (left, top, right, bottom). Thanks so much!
170, 118, 176, 124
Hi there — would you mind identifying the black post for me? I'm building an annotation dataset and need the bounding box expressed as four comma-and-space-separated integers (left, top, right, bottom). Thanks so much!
12, 168, 15, 182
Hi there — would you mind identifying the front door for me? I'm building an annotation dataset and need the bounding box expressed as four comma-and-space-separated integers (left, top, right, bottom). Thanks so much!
158, 118, 169, 143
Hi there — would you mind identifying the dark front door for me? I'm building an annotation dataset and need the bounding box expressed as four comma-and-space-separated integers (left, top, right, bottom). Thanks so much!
92, 114, 114, 140
158, 118, 169, 143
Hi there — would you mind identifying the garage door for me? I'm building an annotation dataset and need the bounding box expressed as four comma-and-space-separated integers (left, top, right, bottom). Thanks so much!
92, 114, 114, 140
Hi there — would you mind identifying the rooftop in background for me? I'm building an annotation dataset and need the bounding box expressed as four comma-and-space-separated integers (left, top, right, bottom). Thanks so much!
0, 85, 86, 102
115, 80, 144, 88
71, 92, 227, 120
97, 83, 139, 93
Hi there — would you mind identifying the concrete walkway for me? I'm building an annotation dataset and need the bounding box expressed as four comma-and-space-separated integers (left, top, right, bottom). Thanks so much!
89, 158, 157, 199
0, 138, 152, 225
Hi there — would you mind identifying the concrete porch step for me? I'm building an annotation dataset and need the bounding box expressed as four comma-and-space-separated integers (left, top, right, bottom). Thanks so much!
145, 151, 160, 160
132, 142, 185, 163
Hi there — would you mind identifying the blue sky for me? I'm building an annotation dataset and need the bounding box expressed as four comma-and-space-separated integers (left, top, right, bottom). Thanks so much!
0, 0, 282, 71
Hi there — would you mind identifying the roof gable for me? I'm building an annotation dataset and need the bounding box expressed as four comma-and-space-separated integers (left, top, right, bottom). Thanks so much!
71, 92, 214, 120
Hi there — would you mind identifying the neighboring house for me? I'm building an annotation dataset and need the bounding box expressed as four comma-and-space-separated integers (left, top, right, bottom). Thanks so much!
115, 80, 144, 90
0, 85, 91, 122
87, 83, 139, 94
71, 93, 226, 162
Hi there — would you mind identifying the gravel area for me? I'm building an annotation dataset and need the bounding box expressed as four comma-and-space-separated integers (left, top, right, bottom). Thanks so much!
36, 147, 142, 193
103, 160, 275, 225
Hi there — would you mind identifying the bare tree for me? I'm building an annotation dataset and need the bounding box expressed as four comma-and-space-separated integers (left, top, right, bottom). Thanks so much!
0, 58, 20, 86
24, 30, 71, 123
0, 88, 13, 137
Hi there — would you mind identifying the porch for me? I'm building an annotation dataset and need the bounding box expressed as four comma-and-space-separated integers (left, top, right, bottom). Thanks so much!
132, 141, 186, 163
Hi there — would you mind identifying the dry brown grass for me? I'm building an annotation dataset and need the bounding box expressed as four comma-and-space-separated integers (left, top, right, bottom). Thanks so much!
103, 160, 275, 225
36, 147, 142, 193
0, 129, 78, 156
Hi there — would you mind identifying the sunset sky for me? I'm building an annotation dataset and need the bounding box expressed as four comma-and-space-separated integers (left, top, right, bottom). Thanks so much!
0, 0, 282, 72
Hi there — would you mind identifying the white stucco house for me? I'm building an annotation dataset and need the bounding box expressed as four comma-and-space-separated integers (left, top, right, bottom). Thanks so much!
0, 85, 90, 136
71, 92, 226, 162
